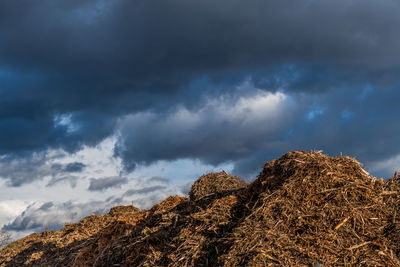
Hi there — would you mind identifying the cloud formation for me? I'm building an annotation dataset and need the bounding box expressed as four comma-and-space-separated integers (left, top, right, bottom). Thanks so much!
3, 201, 112, 232
88, 176, 129, 191
147, 176, 170, 184
64, 162, 86, 173
3, 186, 178, 234
46, 175, 79, 188
122, 186, 167, 197
0, 153, 87, 186
115, 90, 293, 171
0, 0, 400, 185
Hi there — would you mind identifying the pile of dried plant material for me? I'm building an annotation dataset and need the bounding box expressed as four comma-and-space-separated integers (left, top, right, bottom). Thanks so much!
1, 151, 400, 266
228, 151, 400, 266
0, 210, 117, 266
189, 171, 248, 200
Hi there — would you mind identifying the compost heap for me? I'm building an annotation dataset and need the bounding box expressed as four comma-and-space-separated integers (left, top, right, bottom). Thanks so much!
1, 151, 400, 266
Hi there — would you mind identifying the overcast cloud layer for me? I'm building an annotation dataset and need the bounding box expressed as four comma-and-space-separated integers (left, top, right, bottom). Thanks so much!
1, 0, 400, 236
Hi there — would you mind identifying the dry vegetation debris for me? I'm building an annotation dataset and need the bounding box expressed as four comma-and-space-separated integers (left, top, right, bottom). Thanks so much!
1, 151, 400, 266
189, 171, 248, 201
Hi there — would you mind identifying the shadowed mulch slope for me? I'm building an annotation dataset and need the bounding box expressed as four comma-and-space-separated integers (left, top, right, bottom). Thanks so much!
1, 151, 400, 266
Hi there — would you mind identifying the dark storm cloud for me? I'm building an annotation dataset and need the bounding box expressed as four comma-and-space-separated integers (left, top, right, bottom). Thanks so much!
229, 85, 400, 179
115, 84, 400, 179
0, 154, 52, 186
46, 176, 79, 188
123, 186, 167, 197
3, 0, 400, 73
51, 162, 86, 173
1, 0, 400, 180
0, 154, 77, 186
0, 154, 86, 187
64, 162, 86, 173
114, 90, 295, 171
88, 176, 129, 191
287, 86, 400, 178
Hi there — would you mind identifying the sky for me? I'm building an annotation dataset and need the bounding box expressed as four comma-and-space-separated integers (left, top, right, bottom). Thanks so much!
1, 0, 400, 238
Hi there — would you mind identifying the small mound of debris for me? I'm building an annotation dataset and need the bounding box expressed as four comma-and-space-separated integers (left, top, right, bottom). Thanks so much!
189, 171, 248, 200
0, 212, 116, 266
109, 205, 140, 216
1, 151, 400, 266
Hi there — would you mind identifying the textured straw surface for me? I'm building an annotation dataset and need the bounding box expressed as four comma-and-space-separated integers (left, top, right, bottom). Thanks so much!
1, 151, 399, 266
189, 171, 248, 200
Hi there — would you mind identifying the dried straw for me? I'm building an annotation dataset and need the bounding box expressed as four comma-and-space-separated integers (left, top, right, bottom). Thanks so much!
1, 151, 399, 266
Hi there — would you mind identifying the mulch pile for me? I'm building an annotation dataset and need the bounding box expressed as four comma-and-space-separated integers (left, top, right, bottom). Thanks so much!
1, 151, 399, 266
189, 171, 248, 200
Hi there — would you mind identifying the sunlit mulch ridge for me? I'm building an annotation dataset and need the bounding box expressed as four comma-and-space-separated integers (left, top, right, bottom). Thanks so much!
189, 171, 248, 201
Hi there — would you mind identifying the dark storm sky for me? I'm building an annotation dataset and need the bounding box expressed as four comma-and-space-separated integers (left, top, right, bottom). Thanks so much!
1, 0, 400, 184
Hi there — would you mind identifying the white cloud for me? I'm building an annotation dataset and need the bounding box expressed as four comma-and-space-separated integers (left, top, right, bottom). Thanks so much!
0, 200, 31, 228
3, 200, 111, 232
0, 136, 229, 238
115, 89, 294, 168
368, 154, 400, 178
